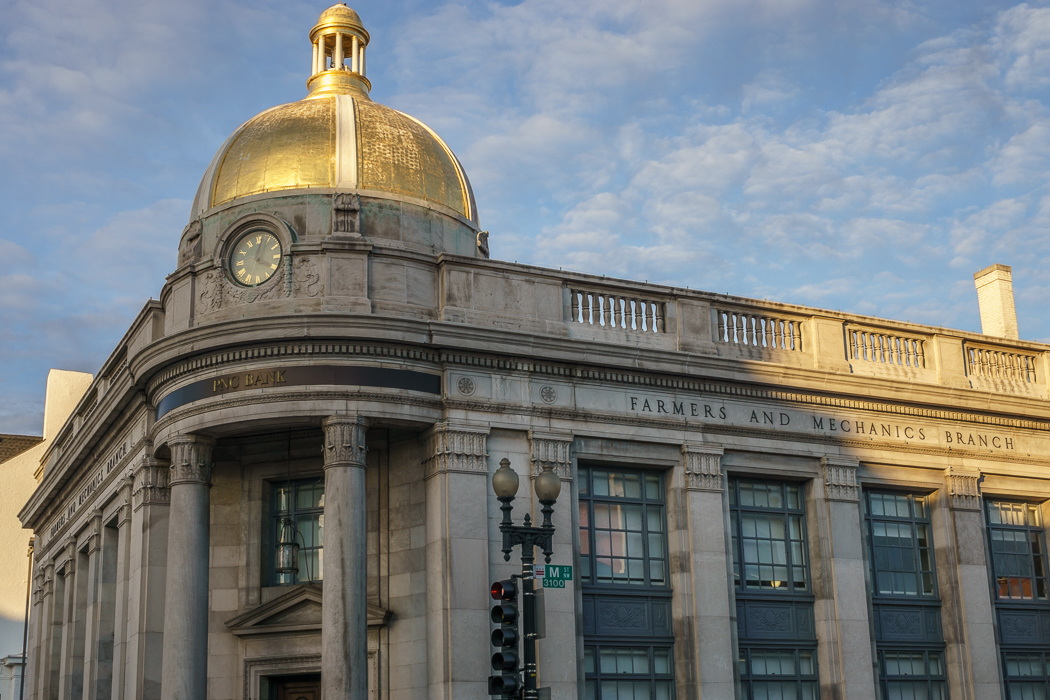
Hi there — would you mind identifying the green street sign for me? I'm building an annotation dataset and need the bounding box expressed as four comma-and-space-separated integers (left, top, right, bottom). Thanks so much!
540, 565, 572, 588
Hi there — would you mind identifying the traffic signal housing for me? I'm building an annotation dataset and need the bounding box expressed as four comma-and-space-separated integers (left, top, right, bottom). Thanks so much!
488, 579, 521, 696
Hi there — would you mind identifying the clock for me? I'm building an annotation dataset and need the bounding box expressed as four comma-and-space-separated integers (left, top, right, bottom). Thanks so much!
229, 230, 282, 286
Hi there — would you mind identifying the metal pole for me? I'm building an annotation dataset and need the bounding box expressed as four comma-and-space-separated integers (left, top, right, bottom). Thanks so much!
20, 537, 33, 700
520, 541, 537, 700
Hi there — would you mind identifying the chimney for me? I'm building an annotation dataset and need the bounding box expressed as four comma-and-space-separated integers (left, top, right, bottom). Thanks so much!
973, 264, 1019, 339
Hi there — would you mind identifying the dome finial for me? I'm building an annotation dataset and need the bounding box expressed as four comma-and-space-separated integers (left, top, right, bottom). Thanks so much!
306, 4, 372, 100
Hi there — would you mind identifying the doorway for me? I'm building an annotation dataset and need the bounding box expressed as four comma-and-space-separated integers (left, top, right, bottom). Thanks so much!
268, 673, 321, 700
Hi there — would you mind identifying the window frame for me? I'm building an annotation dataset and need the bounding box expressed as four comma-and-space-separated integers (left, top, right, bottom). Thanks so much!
985, 500, 1050, 603
863, 491, 939, 600
268, 476, 325, 586
728, 479, 811, 595
738, 647, 819, 700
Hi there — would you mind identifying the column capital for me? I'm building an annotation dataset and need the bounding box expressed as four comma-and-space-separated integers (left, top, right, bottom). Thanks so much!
423, 422, 488, 480
681, 443, 725, 492
168, 434, 215, 486
87, 510, 103, 553
821, 455, 860, 502
32, 569, 45, 606
529, 430, 573, 480
42, 562, 54, 598
945, 465, 982, 511
322, 416, 368, 469
62, 538, 77, 575
133, 455, 170, 510
118, 476, 134, 524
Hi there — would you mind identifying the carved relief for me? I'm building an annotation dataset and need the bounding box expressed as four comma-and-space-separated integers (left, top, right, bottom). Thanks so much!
323, 417, 368, 469
134, 457, 170, 510
529, 431, 572, 479
62, 538, 77, 575
476, 230, 490, 257
334, 193, 361, 235
424, 424, 488, 479
1001, 613, 1037, 638
821, 456, 860, 502
681, 444, 724, 492
42, 563, 54, 598
179, 219, 203, 266
88, 510, 103, 553
118, 476, 134, 524
749, 608, 792, 633
599, 602, 647, 629
196, 265, 287, 318
882, 610, 921, 637
168, 435, 215, 486
292, 256, 323, 298
457, 376, 476, 396
946, 466, 982, 510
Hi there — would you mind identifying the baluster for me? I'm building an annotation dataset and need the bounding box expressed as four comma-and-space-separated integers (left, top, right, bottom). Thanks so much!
571, 291, 581, 324
904, 339, 913, 367
620, 298, 628, 329
794, 322, 803, 352
733, 313, 744, 345
653, 302, 664, 333
763, 318, 774, 348
858, 332, 868, 361
600, 295, 610, 327
717, 311, 727, 342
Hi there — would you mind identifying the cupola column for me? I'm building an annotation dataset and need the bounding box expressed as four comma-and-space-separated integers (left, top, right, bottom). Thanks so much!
359, 45, 366, 77
316, 35, 326, 73
351, 35, 359, 72
335, 33, 344, 69
321, 416, 369, 700
160, 435, 215, 700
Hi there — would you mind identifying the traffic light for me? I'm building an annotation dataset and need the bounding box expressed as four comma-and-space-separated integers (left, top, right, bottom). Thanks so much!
488, 578, 521, 696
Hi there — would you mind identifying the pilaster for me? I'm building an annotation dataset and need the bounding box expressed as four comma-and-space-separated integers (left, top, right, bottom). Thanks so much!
672, 443, 735, 700
936, 465, 1002, 700
111, 477, 133, 700
126, 456, 170, 700
423, 421, 491, 699
321, 416, 369, 700
528, 431, 577, 697
813, 456, 876, 700
81, 511, 104, 697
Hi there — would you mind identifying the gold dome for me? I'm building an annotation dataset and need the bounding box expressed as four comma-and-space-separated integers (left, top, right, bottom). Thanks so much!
190, 5, 477, 225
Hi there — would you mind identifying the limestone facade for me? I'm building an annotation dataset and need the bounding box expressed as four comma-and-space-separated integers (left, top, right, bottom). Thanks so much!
16, 5, 1050, 700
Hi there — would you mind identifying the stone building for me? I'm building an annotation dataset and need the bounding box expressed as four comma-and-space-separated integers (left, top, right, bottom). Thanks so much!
16, 4, 1050, 700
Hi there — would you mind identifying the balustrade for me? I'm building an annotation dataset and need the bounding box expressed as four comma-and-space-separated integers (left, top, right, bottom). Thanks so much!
570, 289, 664, 334
714, 309, 803, 352
847, 327, 926, 368
967, 345, 1038, 383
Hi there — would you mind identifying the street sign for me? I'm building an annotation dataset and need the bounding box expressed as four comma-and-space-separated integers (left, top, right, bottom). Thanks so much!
538, 565, 572, 588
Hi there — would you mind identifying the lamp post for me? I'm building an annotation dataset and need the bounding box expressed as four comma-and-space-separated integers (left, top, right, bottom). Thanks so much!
491, 457, 561, 700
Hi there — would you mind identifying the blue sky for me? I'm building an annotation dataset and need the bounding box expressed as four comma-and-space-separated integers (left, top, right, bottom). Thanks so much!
2, 0, 1050, 434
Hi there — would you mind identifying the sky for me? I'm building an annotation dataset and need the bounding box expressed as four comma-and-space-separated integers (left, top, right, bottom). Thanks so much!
2, 0, 1050, 434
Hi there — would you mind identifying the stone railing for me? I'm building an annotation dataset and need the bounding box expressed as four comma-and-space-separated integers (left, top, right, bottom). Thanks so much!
569, 287, 665, 334
965, 342, 1040, 394
714, 308, 804, 352
847, 326, 926, 368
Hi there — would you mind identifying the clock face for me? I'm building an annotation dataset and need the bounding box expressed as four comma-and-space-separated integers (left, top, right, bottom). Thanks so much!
229, 231, 282, 286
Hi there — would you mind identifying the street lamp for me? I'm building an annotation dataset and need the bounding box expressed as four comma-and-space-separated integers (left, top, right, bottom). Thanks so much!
490, 457, 561, 699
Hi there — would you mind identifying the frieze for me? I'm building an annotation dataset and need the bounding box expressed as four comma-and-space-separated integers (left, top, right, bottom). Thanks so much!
528, 431, 572, 479
168, 435, 215, 486
681, 444, 724, 492
44, 438, 130, 542
424, 424, 488, 480
323, 417, 368, 469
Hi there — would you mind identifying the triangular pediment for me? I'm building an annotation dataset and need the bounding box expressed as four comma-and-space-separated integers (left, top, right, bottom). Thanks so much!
226, 583, 391, 637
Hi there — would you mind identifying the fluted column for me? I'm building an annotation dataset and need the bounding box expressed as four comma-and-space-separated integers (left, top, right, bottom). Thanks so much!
322, 416, 369, 700
160, 435, 214, 700
937, 466, 1002, 700
813, 456, 877, 700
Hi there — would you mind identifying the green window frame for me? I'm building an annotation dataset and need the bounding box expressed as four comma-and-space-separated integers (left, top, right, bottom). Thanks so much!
583, 644, 675, 700
729, 480, 809, 592
270, 477, 325, 585
987, 501, 1049, 602
865, 492, 937, 598
738, 648, 818, 700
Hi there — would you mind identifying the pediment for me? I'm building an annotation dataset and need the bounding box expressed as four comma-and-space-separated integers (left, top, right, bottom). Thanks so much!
226, 583, 391, 637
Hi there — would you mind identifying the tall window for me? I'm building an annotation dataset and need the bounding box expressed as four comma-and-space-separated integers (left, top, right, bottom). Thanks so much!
987, 500, 1050, 699
864, 491, 945, 700
271, 478, 324, 585
729, 479, 817, 700
987, 501, 1048, 601
579, 467, 674, 700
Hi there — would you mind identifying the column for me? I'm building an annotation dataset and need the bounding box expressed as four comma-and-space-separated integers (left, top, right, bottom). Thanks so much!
936, 466, 1002, 699
26, 563, 49, 700
423, 422, 490, 699
160, 435, 214, 700
351, 36, 359, 72
334, 33, 343, 69
110, 478, 133, 700
125, 457, 170, 700
321, 417, 369, 700
529, 431, 575, 697
812, 456, 877, 700
672, 444, 735, 700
